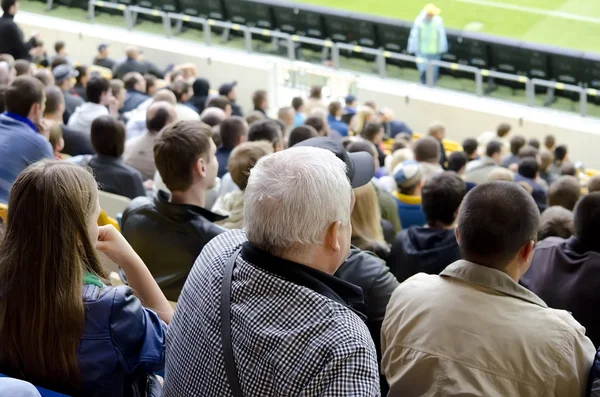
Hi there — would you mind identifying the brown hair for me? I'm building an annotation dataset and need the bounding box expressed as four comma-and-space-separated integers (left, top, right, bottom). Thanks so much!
309, 85, 322, 99
154, 121, 213, 191
5, 76, 44, 117
351, 183, 386, 248
91, 116, 125, 157
544, 134, 556, 150
244, 110, 265, 126
588, 175, 600, 193
0, 160, 105, 394
14, 59, 31, 77
497, 122, 511, 138
328, 101, 341, 117
548, 175, 581, 211
228, 141, 273, 190
44, 86, 64, 116
252, 90, 267, 109
413, 136, 440, 163
48, 122, 63, 150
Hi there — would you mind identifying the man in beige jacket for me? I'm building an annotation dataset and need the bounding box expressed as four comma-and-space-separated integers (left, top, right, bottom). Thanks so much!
382, 181, 595, 397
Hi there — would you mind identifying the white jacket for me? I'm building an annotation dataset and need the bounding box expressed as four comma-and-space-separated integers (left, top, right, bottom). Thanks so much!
67, 102, 109, 135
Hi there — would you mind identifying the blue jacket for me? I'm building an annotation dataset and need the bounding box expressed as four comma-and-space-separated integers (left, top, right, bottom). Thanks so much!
122, 90, 149, 114
514, 174, 547, 212
327, 114, 349, 137
588, 349, 600, 397
0, 113, 53, 203
80, 283, 166, 397
392, 192, 426, 229
216, 146, 233, 178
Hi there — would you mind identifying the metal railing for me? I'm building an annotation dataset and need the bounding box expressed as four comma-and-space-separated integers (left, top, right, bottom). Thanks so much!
72, 0, 598, 117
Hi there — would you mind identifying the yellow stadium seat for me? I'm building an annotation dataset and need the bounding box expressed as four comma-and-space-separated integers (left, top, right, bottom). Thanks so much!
98, 210, 120, 232
0, 203, 7, 222
89, 64, 113, 80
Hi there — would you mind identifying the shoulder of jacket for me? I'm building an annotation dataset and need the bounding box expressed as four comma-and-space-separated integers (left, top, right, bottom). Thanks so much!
124, 195, 153, 215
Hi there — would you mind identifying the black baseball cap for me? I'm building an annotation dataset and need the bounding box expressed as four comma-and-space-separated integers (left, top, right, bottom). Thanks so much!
218, 81, 237, 96
293, 137, 374, 188
98, 43, 110, 52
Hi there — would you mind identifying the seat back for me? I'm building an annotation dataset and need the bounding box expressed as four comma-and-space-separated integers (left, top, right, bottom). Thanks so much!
0, 374, 70, 397
97, 191, 131, 220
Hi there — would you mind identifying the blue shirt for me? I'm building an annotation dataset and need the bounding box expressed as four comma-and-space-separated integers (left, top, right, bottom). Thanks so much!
327, 114, 349, 138
216, 146, 233, 178
293, 112, 305, 127
0, 113, 53, 203
393, 192, 426, 229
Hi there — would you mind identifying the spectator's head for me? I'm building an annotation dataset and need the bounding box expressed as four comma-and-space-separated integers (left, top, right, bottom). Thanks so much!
457, 181, 539, 276
574, 193, 600, 248
291, 96, 304, 113
50, 56, 68, 70
125, 45, 142, 60
244, 110, 265, 126
169, 80, 192, 103
588, 175, 600, 193
146, 101, 176, 134
90, 116, 124, 157
206, 96, 232, 117
548, 175, 580, 211
192, 78, 210, 97
518, 145, 538, 160
5, 76, 44, 124
485, 140, 503, 163
527, 138, 540, 150
517, 157, 539, 180
496, 122, 511, 138
53, 64, 78, 90
538, 206, 574, 241
554, 145, 568, 164
304, 116, 327, 136
220, 116, 248, 149
393, 160, 422, 195
86, 77, 111, 105
14, 60, 31, 77
144, 74, 157, 96
378, 107, 395, 123
422, 171, 466, 228
252, 89, 268, 111
248, 119, 283, 152
200, 107, 226, 127
218, 81, 237, 101
288, 125, 318, 147
361, 122, 384, 145
391, 139, 408, 153
277, 106, 295, 128
153, 88, 177, 105
244, 141, 371, 270
486, 167, 514, 182
413, 136, 440, 164
0, 160, 105, 390
228, 141, 273, 191
0, 61, 11, 85
123, 72, 146, 93
388, 148, 414, 174
347, 139, 379, 175
109, 79, 125, 110
97, 43, 110, 58
509, 135, 526, 156
561, 163, 576, 177
544, 134, 556, 151
48, 122, 64, 154
462, 138, 478, 160
54, 41, 66, 56
345, 94, 357, 108
2, 0, 18, 14
447, 151, 468, 175
350, 106, 375, 135
351, 183, 385, 250
33, 68, 54, 87
309, 85, 322, 100
539, 149, 553, 172
43, 86, 65, 119
428, 121, 445, 141
0, 84, 6, 113
154, 121, 217, 194
328, 101, 342, 118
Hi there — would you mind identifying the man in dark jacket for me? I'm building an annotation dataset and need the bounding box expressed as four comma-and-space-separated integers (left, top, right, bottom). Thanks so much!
121, 72, 149, 114
0, 0, 39, 60
92, 43, 116, 71
514, 157, 548, 213
521, 193, 600, 347
114, 46, 164, 79
121, 120, 225, 301
219, 81, 243, 117
387, 171, 465, 282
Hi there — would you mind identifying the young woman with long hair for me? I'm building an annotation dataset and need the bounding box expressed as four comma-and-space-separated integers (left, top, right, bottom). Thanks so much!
349, 106, 376, 136
0, 160, 173, 396
351, 183, 391, 260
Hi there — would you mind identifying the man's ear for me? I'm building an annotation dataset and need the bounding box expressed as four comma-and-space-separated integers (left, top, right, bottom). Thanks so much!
195, 157, 207, 178
518, 240, 535, 263
455, 228, 461, 245
325, 221, 342, 253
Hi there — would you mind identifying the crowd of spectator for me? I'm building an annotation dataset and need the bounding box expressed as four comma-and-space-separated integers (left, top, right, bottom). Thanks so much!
3, 3, 600, 395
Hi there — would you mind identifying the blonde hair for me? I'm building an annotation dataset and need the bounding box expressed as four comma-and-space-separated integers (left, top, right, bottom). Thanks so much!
387, 148, 415, 174
350, 106, 375, 136
351, 183, 385, 247
487, 167, 514, 182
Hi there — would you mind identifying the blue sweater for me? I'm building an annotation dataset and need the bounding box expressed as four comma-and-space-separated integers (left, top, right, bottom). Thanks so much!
0, 113, 53, 203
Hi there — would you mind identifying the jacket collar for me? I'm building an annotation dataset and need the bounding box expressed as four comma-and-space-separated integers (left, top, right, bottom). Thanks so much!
92, 155, 123, 165
441, 260, 548, 308
393, 191, 422, 205
154, 190, 227, 223
566, 235, 600, 254
2, 112, 38, 133
1, 13, 14, 20
241, 241, 366, 319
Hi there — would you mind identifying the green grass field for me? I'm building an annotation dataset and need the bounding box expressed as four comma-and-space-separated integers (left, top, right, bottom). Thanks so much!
295, 0, 600, 53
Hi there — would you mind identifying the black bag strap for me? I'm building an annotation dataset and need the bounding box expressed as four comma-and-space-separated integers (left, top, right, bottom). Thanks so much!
221, 248, 244, 397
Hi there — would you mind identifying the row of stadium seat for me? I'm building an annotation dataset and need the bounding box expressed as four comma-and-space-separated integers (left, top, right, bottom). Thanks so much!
44, 0, 600, 96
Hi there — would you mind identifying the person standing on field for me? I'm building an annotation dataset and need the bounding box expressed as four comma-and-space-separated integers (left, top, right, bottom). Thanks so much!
408, 3, 448, 85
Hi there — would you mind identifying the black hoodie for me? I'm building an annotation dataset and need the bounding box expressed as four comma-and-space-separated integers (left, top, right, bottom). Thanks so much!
387, 227, 461, 283
188, 78, 210, 114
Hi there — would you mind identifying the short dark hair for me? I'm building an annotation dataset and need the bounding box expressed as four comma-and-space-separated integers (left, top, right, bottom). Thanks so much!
14, 59, 30, 77
248, 120, 282, 146
518, 145, 538, 159
54, 41, 65, 53
252, 90, 267, 109
422, 172, 466, 226
361, 122, 383, 142
288, 125, 318, 147
588, 175, 600, 193
538, 206, 574, 241
304, 116, 326, 135
86, 77, 110, 104
5, 76, 44, 117
144, 74, 156, 94
497, 122, 511, 137
509, 135, 526, 156
309, 85, 322, 99
75, 65, 87, 85
33, 69, 52, 87
548, 175, 580, 211
561, 162, 576, 176
200, 109, 226, 127
220, 116, 248, 149
90, 116, 125, 157
574, 193, 600, 246
347, 139, 377, 159
206, 96, 231, 112
0, 84, 6, 113
146, 106, 172, 133
457, 181, 540, 268
123, 72, 142, 90
554, 145, 568, 162
291, 96, 303, 111
462, 138, 478, 156
414, 136, 440, 163
486, 140, 502, 158
527, 138, 540, 150
391, 140, 408, 152
328, 101, 341, 117
2, 0, 16, 13
518, 157, 538, 179
544, 134, 556, 149
44, 86, 64, 115
169, 80, 191, 103
447, 151, 467, 173
154, 121, 214, 191
50, 56, 68, 70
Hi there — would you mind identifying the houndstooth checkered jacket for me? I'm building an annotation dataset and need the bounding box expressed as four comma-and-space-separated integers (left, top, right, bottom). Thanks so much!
164, 230, 381, 396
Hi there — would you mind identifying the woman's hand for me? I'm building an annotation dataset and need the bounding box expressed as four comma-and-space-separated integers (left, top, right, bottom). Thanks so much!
96, 225, 140, 268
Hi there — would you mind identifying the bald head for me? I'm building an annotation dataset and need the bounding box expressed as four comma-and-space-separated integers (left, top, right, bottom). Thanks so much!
200, 107, 227, 127
0, 62, 10, 85
125, 46, 141, 60
146, 101, 177, 134
153, 89, 177, 105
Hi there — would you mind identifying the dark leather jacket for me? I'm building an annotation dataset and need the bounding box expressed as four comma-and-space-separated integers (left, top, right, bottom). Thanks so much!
121, 190, 226, 301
